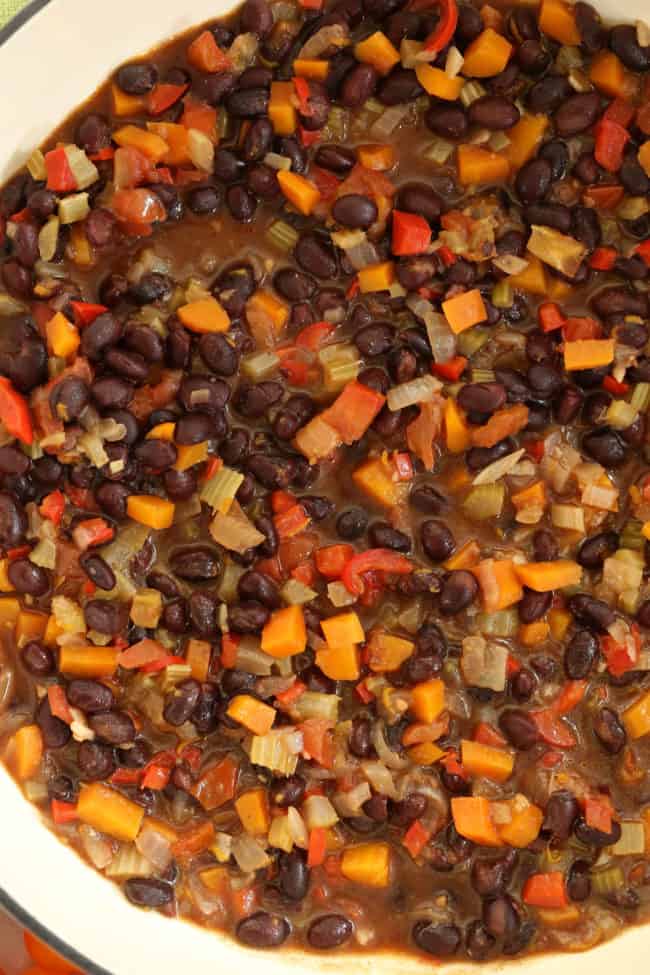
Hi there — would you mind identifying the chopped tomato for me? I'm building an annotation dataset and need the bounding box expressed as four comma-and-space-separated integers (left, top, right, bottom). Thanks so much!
342, 548, 413, 596
538, 301, 566, 332
111, 188, 167, 226
148, 83, 188, 116
0, 377, 33, 445
562, 317, 602, 341
584, 795, 614, 834
295, 321, 336, 350
594, 118, 629, 173
315, 544, 354, 579
531, 709, 576, 748
300, 718, 335, 768
40, 489, 65, 525
70, 301, 108, 326
431, 356, 467, 381
392, 210, 432, 256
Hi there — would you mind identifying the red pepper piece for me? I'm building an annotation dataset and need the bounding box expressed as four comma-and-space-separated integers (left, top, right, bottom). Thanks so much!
418, 0, 459, 51
0, 377, 33, 444
44, 147, 77, 192
594, 118, 630, 173
602, 375, 630, 396
70, 301, 108, 327
538, 301, 566, 332
391, 210, 432, 256
147, 83, 189, 116
431, 355, 467, 381
40, 490, 66, 526
342, 548, 413, 596
589, 246, 617, 271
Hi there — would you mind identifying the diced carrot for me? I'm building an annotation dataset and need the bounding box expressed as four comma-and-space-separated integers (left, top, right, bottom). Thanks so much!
564, 338, 615, 371
549, 608, 572, 640
584, 795, 614, 833
539, 0, 580, 45
461, 739, 514, 783
58, 646, 119, 678
457, 145, 510, 185
511, 480, 547, 513
322, 380, 386, 444
185, 639, 212, 682
473, 559, 523, 612
300, 717, 335, 768
471, 403, 529, 448
408, 741, 446, 765
445, 539, 481, 570
77, 783, 144, 841
442, 289, 487, 333
354, 31, 400, 75
352, 455, 399, 507
177, 297, 230, 334
462, 28, 512, 77
444, 397, 471, 453
589, 51, 630, 98
126, 494, 175, 529
261, 605, 307, 658
514, 560, 582, 592
277, 170, 321, 215
509, 253, 547, 295
227, 694, 276, 735
358, 260, 396, 293
274, 502, 311, 539
293, 59, 329, 80
519, 620, 550, 647
367, 629, 415, 672
356, 144, 395, 170
10, 724, 43, 781
235, 788, 271, 835
321, 611, 365, 647
294, 414, 341, 464
147, 122, 190, 165
415, 63, 464, 100
45, 312, 79, 360
504, 114, 548, 169
269, 81, 297, 135
316, 643, 360, 681
112, 84, 145, 117
113, 125, 169, 162
187, 30, 231, 73
523, 872, 569, 909
451, 796, 502, 846
411, 678, 445, 724
498, 801, 544, 847
246, 289, 289, 346
341, 842, 391, 886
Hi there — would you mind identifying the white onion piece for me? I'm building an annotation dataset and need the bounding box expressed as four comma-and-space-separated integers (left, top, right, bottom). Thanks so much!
333, 782, 372, 818
287, 806, 309, 849
298, 23, 349, 59
472, 448, 525, 485
232, 835, 271, 873
79, 824, 114, 870
136, 824, 173, 871
303, 794, 339, 829
371, 104, 410, 139
361, 760, 398, 799
387, 375, 442, 411
372, 722, 409, 770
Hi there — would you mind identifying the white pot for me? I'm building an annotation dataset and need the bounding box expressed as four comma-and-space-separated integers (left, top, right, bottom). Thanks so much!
0, 1, 646, 971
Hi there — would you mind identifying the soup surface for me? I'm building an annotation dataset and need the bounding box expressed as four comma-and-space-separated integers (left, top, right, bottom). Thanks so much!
1, 0, 650, 960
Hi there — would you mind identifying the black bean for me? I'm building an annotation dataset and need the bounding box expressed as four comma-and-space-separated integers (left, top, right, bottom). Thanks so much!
269, 774, 305, 808
466, 438, 516, 472
466, 921, 496, 961
439, 570, 478, 615
8, 558, 49, 596
170, 545, 220, 583
582, 428, 626, 467
574, 816, 622, 848
237, 912, 290, 948
336, 508, 367, 540
457, 2, 483, 42
294, 232, 337, 279
388, 346, 417, 384
225, 184, 256, 223
229, 601, 269, 634
426, 103, 468, 140
515, 158, 552, 205
77, 741, 115, 781
163, 679, 201, 727
592, 287, 648, 319
516, 39, 550, 73
564, 629, 599, 680
593, 707, 626, 754
186, 184, 222, 216
526, 74, 570, 112
408, 485, 447, 516
36, 697, 71, 749
555, 385, 583, 425
575, 2, 605, 52
300, 496, 334, 522
531, 535, 556, 571
368, 522, 411, 552
0, 446, 29, 477
538, 139, 569, 181
572, 205, 601, 251
471, 852, 516, 897
240, 0, 273, 36
273, 267, 316, 303
117, 62, 157, 94
390, 793, 427, 827
569, 593, 614, 632
278, 849, 310, 900
308, 915, 353, 949
468, 95, 520, 130
315, 144, 356, 173
340, 63, 378, 108
413, 921, 461, 957
125, 878, 173, 909
554, 92, 602, 138
620, 155, 649, 196
89, 710, 136, 745
458, 382, 506, 416
66, 679, 113, 714
420, 520, 455, 563
13, 223, 39, 269
378, 66, 422, 105
133, 439, 177, 473
95, 482, 129, 522
85, 207, 116, 248
396, 183, 442, 223
349, 716, 373, 758
226, 86, 270, 118
567, 860, 591, 902
482, 895, 519, 941
518, 588, 552, 624
577, 531, 619, 570
75, 113, 111, 155
527, 363, 563, 399
511, 669, 536, 702
247, 454, 293, 490
637, 599, 650, 629
610, 24, 650, 71
80, 313, 121, 362
238, 570, 281, 609
78, 553, 116, 592
234, 381, 283, 418
332, 193, 378, 230
21, 641, 55, 678
84, 599, 129, 635
498, 709, 539, 750
2, 260, 32, 297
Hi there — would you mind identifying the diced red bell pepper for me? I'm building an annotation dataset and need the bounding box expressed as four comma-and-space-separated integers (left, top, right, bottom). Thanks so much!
0, 377, 33, 445
473, 722, 507, 748
299, 0, 324, 9
70, 301, 108, 327
147, 83, 188, 116
582, 184, 624, 209
315, 543, 354, 580
538, 301, 566, 332
110, 767, 143, 786
562, 316, 602, 341
111, 189, 167, 227
635, 239, 650, 267
346, 277, 360, 300
602, 375, 630, 396
594, 118, 630, 173
51, 799, 79, 825
421, 0, 459, 51
295, 321, 336, 350
604, 97, 635, 129
88, 147, 115, 162
307, 827, 327, 867
584, 795, 614, 834
72, 517, 114, 550
299, 125, 322, 147
117, 638, 169, 670
323, 380, 386, 445
300, 718, 335, 769
275, 680, 307, 708
552, 680, 587, 716
293, 76, 311, 114
601, 625, 640, 677
403, 820, 432, 859
355, 679, 375, 704
392, 451, 414, 481
141, 756, 176, 790
271, 489, 297, 514
220, 633, 240, 669
40, 489, 65, 526
278, 348, 311, 386
590, 246, 618, 271
48, 685, 73, 725
342, 548, 413, 596
531, 709, 576, 748
392, 209, 432, 256
140, 653, 186, 674
274, 503, 311, 539
431, 355, 467, 381
522, 872, 568, 909
438, 244, 457, 266
44, 147, 77, 192
10, 208, 32, 224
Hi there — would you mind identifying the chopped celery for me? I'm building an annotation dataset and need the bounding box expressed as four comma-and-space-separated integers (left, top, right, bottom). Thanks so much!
241, 350, 280, 380
266, 219, 299, 252
24, 779, 48, 803
160, 664, 193, 692
29, 538, 57, 569
489, 131, 511, 152
605, 400, 638, 430
249, 730, 300, 774
217, 559, 247, 603
58, 192, 90, 225
200, 465, 245, 513
327, 581, 357, 607
26, 149, 46, 181
457, 326, 490, 358
292, 691, 340, 722
491, 280, 513, 309
620, 519, 644, 551
462, 483, 505, 520
423, 138, 454, 164
471, 368, 496, 383
616, 196, 649, 220
216, 108, 229, 141
460, 81, 486, 106
591, 864, 624, 895
476, 609, 519, 637
630, 383, 650, 414
319, 343, 361, 390
326, 105, 349, 140
281, 578, 317, 605
363, 98, 384, 114
105, 845, 154, 879
130, 588, 163, 628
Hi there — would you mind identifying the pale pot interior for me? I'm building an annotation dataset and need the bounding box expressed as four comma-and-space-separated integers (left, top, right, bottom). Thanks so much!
0, 0, 649, 971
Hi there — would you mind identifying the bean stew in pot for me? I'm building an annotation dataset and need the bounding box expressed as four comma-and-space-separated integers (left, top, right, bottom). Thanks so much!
2, 0, 650, 961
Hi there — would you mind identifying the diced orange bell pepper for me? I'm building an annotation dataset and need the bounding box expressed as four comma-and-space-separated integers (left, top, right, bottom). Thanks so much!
462, 28, 513, 77
261, 605, 307, 658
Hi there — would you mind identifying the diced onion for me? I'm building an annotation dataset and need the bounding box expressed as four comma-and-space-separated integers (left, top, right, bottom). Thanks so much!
331, 229, 379, 270
287, 806, 309, 848
248, 728, 303, 774
303, 794, 339, 829
371, 103, 410, 139
227, 32, 259, 70
51, 595, 86, 635
26, 148, 47, 181
327, 581, 357, 607
136, 824, 173, 871
333, 782, 371, 818
268, 813, 294, 852
264, 152, 292, 171
281, 578, 317, 605
298, 23, 349, 59
210, 502, 266, 554
461, 635, 507, 691
29, 538, 57, 569
472, 448, 525, 485
492, 254, 529, 275
38, 216, 60, 262
551, 503, 585, 533
58, 192, 90, 225
292, 691, 340, 722
361, 760, 398, 799
241, 351, 280, 380
232, 834, 271, 873
444, 46, 464, 77
387, 375, 442, 412
372, 722, 409, 770
105, 845, 153, 879
65, 145, 99, 190
79, 825, 114, 870
610, 821, 645, 856
407, 296, 457, 364
637, 19, 650, 46
188, 129, 215, 173
235, 639, 274, 676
